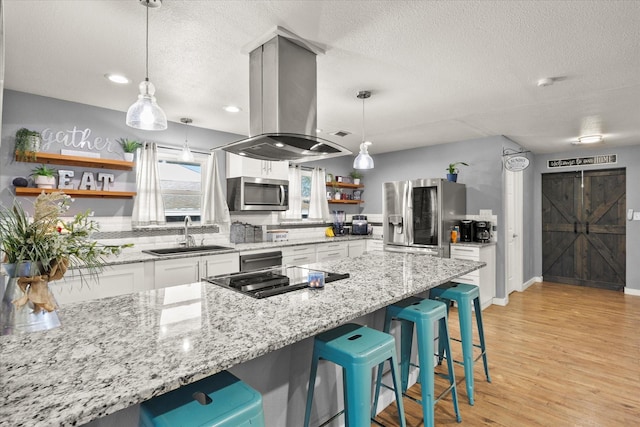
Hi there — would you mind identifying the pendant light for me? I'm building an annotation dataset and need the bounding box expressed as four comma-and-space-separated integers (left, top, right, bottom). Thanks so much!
353, 90, 374, 170
180, 118, 195, 162
126, 0, 167, 131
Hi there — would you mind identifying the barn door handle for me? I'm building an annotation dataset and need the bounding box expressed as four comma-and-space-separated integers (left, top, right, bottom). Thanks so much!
574, 222, 577, 233
586, 222, 589, 234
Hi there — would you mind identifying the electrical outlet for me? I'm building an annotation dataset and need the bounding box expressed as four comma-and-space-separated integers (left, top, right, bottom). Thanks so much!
634, 212, 640, 221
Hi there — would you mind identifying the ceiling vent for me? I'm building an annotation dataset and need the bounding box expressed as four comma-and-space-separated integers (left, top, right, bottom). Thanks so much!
330, 130, 351, 138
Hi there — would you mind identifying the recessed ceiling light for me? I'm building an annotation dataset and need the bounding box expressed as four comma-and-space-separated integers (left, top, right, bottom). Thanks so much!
274, 142, 285, 147
104, 73, 130, 84
239, 152, 247, 156
223, 105, 241, 113
316, 128, 323, 133
537, 77, 554, 87
576, 135, 603, 144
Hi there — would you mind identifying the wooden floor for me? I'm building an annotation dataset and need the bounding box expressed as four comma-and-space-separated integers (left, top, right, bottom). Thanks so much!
373, 282, 640, 426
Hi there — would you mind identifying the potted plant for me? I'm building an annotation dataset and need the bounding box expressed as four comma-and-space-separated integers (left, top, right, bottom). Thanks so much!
349, 170, 363, 185
446, 162, 469, 182
14, 128, 41, 162
326, 172, 334, 183
30, 164, 57, 189
117, 138, 142, 161
332, 183, 342, 200
0, 192, 132, 333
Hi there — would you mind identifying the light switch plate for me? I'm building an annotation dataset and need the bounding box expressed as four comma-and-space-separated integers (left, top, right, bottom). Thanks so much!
634, 212, 640, 221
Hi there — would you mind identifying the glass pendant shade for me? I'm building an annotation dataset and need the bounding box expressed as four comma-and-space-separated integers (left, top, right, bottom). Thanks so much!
126, 79, 167, 131
179, 117, 195, 162
180, 142, 194, 162
126, 1, 167, 131
353, 143, 374, 169
353, 90, 374, 170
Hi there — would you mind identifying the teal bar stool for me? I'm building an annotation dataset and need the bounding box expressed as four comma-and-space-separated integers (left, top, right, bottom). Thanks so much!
139, 370, 265, 427
304, 323, 406, 427
429, 282, 491, 405
372, 297, 461, 427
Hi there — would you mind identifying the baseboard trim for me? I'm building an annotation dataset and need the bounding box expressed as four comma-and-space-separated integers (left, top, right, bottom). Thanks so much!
521, 276, 542, 291
492, 297, 508, 306
624, 287, 640, 296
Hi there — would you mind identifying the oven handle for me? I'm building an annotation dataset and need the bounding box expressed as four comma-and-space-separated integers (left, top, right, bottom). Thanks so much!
241, 254, 283, 265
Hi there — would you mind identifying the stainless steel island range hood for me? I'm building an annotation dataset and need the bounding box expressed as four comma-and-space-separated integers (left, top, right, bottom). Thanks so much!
219, 28, 351, 163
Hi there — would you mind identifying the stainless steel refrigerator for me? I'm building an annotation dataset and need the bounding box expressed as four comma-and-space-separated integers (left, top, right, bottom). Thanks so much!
383, 178, 466, 257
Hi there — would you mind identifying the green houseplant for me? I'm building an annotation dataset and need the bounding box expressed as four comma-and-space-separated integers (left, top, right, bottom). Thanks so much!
117, 138, 142, 161
446, 162, 469, 182
30, 164, 57, 189
349, 170, 363, 185
0, 192, 132, 332
14, 128, 42, 162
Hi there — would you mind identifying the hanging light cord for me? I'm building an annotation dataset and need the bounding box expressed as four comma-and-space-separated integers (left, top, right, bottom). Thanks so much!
145, 0, 149, 81
361, 96, 365, 145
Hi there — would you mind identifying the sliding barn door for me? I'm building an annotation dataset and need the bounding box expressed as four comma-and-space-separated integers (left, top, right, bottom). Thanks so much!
542, 168, 626, 291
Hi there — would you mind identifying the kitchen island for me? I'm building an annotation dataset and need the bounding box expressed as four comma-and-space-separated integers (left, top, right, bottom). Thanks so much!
0, 251, 484, 427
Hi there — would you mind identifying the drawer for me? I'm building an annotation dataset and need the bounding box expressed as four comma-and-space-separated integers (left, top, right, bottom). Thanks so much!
452, 274, 480, 286
316, 245, 348, 261
451, 246, 480, 259
281, 245, 315, 257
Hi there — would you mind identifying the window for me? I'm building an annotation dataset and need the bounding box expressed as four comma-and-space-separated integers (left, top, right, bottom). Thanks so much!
301, 168, 312, 219
156, 150, 204, 222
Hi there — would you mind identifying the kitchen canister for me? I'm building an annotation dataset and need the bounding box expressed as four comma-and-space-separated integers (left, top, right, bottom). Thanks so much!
230, 222, 245, 243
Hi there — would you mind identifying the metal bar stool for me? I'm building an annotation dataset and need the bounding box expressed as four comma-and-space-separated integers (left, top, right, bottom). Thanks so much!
304, 323, 406, 427
372, 297, 461, 427
139, 370, 265, 427
429, 282, 491, 405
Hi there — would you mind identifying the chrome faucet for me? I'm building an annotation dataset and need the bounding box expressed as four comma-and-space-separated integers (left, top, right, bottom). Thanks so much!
182, 216, 195, 247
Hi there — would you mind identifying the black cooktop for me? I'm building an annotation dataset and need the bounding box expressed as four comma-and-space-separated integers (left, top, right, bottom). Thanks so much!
203, 266, 350, 299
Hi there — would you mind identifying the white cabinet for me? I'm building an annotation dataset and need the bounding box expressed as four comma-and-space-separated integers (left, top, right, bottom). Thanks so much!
201, 252, 239, 277
154, 252, 240, 288
50, 262, 151, 304
450, 245, 496, 309
366, 239, 384, 253
282, 245, 316, 266
154, 257, 200, 289
347, 240, 366, 258
226, 153, 289, 180
316, 241, 349, 262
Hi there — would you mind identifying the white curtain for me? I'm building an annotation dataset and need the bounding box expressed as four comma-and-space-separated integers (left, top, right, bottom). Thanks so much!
280, 165, 302, 220
201, 151, 230, 227
308, 167, 331, 221
132, 142, 166, 227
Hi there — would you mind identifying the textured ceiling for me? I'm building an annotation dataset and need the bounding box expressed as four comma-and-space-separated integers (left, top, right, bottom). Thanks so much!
3, 0, 640, 155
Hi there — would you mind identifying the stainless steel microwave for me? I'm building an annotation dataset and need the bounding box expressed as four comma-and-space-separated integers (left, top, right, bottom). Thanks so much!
227, 177, 289, 211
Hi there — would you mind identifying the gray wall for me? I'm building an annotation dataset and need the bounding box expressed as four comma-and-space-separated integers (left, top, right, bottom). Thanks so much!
532, 145, 640, 290
314, 135, 530, 300
1, 90, 242, 215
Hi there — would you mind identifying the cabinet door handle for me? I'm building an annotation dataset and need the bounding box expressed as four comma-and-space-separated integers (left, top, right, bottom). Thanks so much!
574, 222, 577, 234
586, 222, 589, 234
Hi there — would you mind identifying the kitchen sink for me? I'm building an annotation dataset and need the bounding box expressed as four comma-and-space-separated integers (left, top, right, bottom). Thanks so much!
143, 245, 234, 256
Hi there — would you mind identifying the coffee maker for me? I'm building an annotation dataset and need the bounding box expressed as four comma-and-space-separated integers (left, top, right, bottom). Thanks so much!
473, 221, 491, 243
460, 220, 474, 242
351, 215, 369, 235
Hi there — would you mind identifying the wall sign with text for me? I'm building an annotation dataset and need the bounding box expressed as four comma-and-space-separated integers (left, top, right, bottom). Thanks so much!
547, 154, 617, 169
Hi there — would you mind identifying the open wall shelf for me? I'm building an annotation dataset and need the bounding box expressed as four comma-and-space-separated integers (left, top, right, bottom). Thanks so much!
15, 188, 136, 199
328, 199, 363, 204
16, 152, 134, 170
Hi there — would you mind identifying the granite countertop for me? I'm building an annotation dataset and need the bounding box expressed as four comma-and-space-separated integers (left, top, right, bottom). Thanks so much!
0, 251, 483, 427
103, 235, 376, 266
